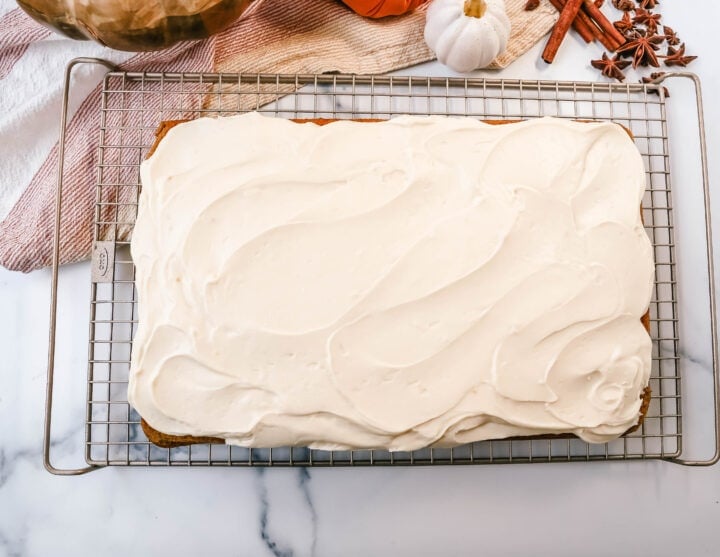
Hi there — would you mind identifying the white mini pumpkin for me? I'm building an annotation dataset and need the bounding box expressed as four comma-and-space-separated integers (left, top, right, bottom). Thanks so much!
424, 0, 511, 72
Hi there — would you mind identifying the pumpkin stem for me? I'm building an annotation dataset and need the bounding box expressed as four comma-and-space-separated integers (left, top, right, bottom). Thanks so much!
463, 0, 487, 17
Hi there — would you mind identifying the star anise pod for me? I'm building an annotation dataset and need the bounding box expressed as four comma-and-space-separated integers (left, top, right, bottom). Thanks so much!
613, 0, 635, 10
617, 30, 664, 68
591, 53, 632, 82
664, 43, 697, 67
638, 0, 659, 8
662, 25, 680, 46
640, 72, 669, 97
633, 8, 662, 34
642, 71, 666, 82
614, 12, 634, 34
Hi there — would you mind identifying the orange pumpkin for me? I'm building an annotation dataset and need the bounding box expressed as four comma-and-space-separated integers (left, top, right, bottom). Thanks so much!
340, 0, 429, 18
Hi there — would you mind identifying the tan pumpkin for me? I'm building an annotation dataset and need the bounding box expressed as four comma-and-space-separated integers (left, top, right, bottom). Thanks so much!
339, 0, 429, 18
16, 0, 261, 52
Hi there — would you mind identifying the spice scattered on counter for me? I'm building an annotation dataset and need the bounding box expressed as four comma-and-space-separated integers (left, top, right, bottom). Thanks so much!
662, 25, 679, 46
633, 8, 661, 34
664, 43, 697, 67
617, 29, 663, 68
614, 11, 633, 33
542, 0, 585, 63
613, 0, 635, 11
591, 52, 631, 80
542, 0, 625, 63
548, 0, 594, 44
641, 72, 669, 96
542, 0, 697, 92
583, 0, 627, 47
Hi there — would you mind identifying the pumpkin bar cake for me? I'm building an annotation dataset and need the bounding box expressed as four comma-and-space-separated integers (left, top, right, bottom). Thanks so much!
129, 113, 654, 451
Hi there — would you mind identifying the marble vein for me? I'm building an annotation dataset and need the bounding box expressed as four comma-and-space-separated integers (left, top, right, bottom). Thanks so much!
297, 469, 318, 557
679, 348, 713, 373
257, 468, 294, 557
253, 468, 319, 557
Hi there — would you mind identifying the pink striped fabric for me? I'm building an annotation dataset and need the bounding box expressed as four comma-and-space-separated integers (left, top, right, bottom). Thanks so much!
0, 0, 557, 273
0, 36, 214, 271
0, 9, 52, 79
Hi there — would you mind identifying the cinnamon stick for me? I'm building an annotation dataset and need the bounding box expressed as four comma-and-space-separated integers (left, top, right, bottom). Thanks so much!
578, 4, 621, 50
542, 0, 585, 63
581, 0, 626, 47
552, 0, 620, 50
547, 0, 593, 43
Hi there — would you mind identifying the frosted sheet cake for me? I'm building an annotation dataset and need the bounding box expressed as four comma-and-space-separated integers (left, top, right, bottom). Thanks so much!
129, 113, 654, 451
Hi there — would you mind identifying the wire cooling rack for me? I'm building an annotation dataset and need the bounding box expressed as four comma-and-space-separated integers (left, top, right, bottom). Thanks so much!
44, 57, 719, 474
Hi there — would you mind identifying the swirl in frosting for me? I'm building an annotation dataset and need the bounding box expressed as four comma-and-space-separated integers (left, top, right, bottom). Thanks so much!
128, 113, 654, 450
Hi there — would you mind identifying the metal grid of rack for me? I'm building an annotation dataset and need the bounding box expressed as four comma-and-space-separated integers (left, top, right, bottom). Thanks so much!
43, 58, 719, 473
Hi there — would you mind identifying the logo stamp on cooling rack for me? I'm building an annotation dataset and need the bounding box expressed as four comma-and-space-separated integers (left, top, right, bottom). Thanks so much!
92, 241, 115, 283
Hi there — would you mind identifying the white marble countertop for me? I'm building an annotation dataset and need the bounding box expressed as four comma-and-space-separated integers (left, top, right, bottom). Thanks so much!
2, 2, 720, 555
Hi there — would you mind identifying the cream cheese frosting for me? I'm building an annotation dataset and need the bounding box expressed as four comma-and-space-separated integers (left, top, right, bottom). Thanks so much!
128, 112, 654, 450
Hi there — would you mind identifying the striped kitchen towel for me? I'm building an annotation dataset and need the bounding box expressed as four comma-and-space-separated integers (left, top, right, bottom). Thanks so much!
0, 0, 557, 272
